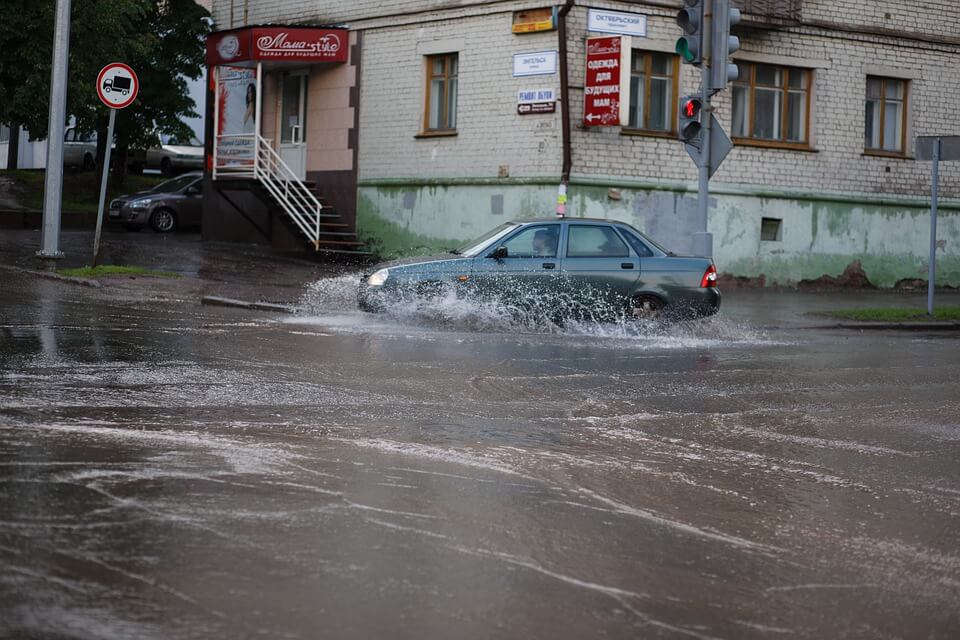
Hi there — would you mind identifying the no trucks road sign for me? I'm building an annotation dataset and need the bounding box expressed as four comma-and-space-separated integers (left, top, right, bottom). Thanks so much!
96, 63, 139, 109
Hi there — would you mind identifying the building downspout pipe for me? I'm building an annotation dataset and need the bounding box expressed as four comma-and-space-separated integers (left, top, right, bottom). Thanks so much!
557, 0, 574, 216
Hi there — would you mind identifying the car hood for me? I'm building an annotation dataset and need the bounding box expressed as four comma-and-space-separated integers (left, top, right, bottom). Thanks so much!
114, 188, 157, 202
369, 253, 471, 272
161, 145, 203, 156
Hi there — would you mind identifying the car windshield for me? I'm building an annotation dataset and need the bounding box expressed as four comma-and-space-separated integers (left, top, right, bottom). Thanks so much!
160, 134, 202, 146
453, 223, 518, 257
151, 175, 199, 193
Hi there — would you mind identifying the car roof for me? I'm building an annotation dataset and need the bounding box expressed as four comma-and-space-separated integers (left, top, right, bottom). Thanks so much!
512, 217, 630, 225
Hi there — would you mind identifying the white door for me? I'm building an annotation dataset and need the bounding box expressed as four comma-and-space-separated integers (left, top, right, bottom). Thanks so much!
279, 72, 308, 180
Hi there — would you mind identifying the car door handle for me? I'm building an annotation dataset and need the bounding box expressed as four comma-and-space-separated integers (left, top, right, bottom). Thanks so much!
542, 263, 556, 269
621, 262, 634, 269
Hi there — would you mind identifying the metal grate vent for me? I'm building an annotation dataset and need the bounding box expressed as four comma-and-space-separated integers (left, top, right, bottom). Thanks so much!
732, 0, 802, 21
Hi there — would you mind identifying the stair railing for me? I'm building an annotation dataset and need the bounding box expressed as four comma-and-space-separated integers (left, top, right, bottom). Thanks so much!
213, 133, 324, 249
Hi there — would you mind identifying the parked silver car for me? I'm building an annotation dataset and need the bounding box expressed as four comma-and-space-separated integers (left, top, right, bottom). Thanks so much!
108, 172, 203, 233
63, 127, 98, 171
129, 134, 204, 176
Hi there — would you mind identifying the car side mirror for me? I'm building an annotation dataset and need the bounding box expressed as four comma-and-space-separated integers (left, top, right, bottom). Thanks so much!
489, 245, 508, 260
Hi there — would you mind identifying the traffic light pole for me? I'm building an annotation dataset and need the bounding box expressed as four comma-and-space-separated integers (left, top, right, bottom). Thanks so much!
694, 79, 713, 259
692, 0, 713, 260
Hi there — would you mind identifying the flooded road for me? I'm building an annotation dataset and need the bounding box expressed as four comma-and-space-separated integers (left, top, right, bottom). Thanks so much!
2, 273, 959, 639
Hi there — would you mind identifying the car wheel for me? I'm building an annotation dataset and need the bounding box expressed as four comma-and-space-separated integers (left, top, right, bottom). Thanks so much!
628, 295, 665, 320
160, 157, 173, 177
150, 208, 177, 233
82, 153, 96, 172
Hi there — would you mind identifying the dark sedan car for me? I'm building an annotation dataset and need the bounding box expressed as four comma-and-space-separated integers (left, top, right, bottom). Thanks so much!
359, 218, 720, 321
109, 172, 202, 233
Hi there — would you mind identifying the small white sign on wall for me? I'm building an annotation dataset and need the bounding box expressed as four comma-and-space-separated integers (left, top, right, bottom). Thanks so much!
513, 50, 558, 77
517, 88, 556, 104
587, 9, 648, 37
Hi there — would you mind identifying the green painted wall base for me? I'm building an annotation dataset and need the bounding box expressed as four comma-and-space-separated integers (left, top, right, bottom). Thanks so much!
356, 177, 960, 287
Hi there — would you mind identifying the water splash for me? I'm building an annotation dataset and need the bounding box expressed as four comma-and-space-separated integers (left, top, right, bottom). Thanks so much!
293, 272, 781, 348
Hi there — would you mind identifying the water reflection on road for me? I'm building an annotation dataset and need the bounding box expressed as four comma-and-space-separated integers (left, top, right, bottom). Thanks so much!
1, 275, 959, 639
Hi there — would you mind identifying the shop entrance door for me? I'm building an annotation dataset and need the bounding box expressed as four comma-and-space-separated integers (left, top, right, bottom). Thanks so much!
279, 71, 308, 180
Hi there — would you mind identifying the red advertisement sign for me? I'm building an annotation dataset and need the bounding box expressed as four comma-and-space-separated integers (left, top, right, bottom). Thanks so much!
583, 36, 630, 127
206, 27, 349, 66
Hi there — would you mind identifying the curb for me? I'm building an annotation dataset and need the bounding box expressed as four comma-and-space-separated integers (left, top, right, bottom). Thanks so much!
201, 296, 296, 314
811, 321, 960, 331
0, 264, 101, 288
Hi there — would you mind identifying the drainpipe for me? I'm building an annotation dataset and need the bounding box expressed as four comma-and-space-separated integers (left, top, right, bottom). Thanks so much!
557, 0, 575, 217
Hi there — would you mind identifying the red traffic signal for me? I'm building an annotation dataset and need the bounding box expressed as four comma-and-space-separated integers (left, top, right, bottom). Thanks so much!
678, 95, 703, 145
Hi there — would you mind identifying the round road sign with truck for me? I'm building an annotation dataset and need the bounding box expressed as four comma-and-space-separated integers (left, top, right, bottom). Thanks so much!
96, 63, 139, 109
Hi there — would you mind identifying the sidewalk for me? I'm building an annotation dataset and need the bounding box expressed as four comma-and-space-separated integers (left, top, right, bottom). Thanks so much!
0, 228, 347, 306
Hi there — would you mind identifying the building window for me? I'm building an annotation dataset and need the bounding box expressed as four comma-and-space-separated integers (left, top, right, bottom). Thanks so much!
732, 62, 811, 147
423, 53, 458, 133
761, 217, 782, 241
865, 77, 907, 154
627, 51, 678, 134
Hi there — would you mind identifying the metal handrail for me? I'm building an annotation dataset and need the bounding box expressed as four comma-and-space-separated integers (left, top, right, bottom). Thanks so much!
212, 134, 326, 249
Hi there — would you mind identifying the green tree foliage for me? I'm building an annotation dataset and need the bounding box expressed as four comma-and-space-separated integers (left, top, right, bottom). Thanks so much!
0, 0, 209, 150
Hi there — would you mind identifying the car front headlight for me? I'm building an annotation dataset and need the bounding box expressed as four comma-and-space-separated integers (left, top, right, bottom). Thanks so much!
367, 268, 389, 287
130, 197, 156, 209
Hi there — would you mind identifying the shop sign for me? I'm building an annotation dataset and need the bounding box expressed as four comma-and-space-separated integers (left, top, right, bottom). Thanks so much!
586, 8, 647, 37
517, 88, 556, 115
583, 35, 630, 127
518, 102, 556, 115
252, 28, 346, 62
517, 88, 556, 103
513, 50, 558, 77
206, 27, 349, 65
512, 8, 557, 33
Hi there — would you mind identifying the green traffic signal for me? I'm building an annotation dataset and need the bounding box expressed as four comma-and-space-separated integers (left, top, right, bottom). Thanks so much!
676, 37, 696, 63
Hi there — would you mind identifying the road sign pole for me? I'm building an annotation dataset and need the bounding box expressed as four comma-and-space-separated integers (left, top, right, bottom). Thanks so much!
38, 0, 72, 264
927, 138, 941, 316
92, 108, 116, 268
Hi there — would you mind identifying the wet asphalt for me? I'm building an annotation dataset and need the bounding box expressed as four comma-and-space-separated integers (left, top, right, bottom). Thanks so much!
1, 230, 959, 639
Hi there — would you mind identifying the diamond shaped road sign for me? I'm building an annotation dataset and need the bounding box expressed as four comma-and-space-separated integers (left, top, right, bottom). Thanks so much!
684, 113, 733, 178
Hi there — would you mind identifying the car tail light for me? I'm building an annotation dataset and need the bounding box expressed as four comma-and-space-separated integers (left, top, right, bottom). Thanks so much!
700, 264, 717, 288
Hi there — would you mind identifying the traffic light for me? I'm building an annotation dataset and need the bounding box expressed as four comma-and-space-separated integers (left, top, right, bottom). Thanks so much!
709, 0, 741, 91
679, 96, 703, 147
675, 0, 705, 66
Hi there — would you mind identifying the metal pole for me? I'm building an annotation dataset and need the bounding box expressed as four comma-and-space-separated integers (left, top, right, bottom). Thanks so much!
693, 82, 712, 258
927, 137, 940, 317
254, 62, 262, 176
92, 108, 116, 268
37, 0, 72, 263
692, 0, 713, 258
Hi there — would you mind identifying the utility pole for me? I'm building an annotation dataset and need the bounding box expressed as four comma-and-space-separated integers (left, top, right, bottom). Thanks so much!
38, 0, 72, 265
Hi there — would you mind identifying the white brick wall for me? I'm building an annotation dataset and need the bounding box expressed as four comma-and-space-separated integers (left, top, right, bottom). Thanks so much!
211, 0, 960, 198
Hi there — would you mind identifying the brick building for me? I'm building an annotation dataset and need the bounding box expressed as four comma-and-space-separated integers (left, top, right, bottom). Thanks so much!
205, 0, 960, 285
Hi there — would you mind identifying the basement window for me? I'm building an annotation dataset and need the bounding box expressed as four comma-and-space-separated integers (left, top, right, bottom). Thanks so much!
761, 217, 782, 242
